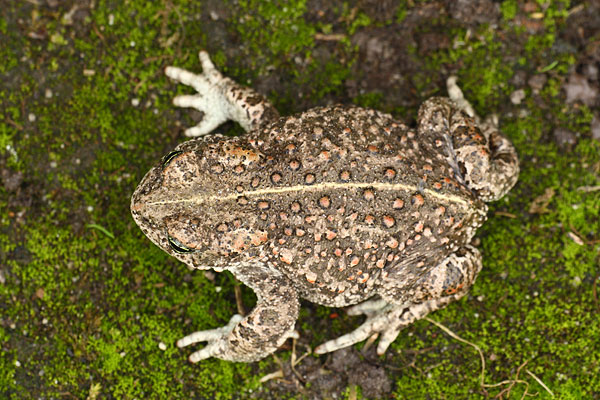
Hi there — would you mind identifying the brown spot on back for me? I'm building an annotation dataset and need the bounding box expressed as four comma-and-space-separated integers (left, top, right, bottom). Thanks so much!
289, 160, 301, 171
270, 172, 282, 184
393, 198, 404, 209
290, 201, 302, 213
363, 188, 375, 201
325, 229, 337, 240
384, 167, 396, 180
305, 173, 316, 185
319, 150, 331, 161
412, 194, 425, 207
319, 196, 331, 209
216, 223, 228, 232
383, 215, 396, 228
339, 170, 351, 182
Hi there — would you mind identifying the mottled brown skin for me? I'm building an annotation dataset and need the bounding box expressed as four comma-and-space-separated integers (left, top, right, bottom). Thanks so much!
131, 52, 519, 362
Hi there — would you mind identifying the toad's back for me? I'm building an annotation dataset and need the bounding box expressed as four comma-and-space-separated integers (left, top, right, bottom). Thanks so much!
138, 105, 487, 306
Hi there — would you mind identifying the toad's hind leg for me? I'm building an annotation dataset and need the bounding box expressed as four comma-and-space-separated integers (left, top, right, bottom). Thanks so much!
315, 246, 482, 356
418, 78, 519, 202
165, 51, 279, 136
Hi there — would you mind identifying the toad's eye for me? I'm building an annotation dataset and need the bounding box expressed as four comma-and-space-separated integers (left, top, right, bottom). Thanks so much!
161, 150, 184, 169
167, 235, 195, 254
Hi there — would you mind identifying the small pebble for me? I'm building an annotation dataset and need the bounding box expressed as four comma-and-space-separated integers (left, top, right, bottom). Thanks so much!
527, 74, 547, 93
510, 89, 525, 105
158, 342, 167, 351
553, 127, 577, 149
591, 115, 600, 141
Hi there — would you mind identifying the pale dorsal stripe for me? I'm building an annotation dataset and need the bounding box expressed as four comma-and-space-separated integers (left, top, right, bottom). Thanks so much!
149, 181, 472, 208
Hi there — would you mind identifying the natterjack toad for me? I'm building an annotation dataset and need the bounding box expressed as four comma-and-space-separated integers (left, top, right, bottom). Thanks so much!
131, 52, 519, 363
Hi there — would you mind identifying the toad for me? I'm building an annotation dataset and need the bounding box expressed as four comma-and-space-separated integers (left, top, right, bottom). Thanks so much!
131, 52, 519, 362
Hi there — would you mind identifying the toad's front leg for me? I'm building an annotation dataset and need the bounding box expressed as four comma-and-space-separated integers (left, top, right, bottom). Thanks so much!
178, 262, 299, 362
165, 51, 279, 136
315, 245, 482, 356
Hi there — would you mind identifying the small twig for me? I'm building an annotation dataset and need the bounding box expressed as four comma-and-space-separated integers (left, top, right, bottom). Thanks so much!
493, 378, 531, 399
425, 317, 549, 398
4, 118, 23, 131
91, 23, 105, 42
568, 4, 585, 16
576, 185, 600, 192
314, 33, 346, 41
233, 284, 246, 316
592, 273, 599, 311
494, 211, 517, 218
259, 370, 284, 383
569, 223, 600, 245
526, 369, 554, 397
361, 332, 379, 354
289, 338, 308, 384
260, 354, 286, 383
491, 359, 530, 399
58, 392, 79, 400
424, 317, 486, 388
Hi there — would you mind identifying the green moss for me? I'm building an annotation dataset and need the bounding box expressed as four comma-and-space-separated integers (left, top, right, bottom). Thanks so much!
500, 0, 518, 20
421, 26, 514, 112
0, 328, 16, 393
234, 0, 316, 70
353, 92, 384, 109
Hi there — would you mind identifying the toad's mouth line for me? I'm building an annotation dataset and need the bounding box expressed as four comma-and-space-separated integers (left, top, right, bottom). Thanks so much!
147, 181, 481, 210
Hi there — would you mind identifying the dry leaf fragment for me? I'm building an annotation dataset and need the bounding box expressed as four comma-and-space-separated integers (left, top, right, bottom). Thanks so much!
529, 187, 555, 214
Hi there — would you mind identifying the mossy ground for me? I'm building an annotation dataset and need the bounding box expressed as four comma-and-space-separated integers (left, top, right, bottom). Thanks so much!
1, 0, 598, 399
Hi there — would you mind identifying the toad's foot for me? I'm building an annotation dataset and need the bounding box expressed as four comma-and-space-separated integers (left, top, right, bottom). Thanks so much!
446, 76, 477, 119
177, 314, 243, 363
315, 300, 412, 355
165, 51, 279, 137
314, 298, 455, 356
165, 52, 231, 137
